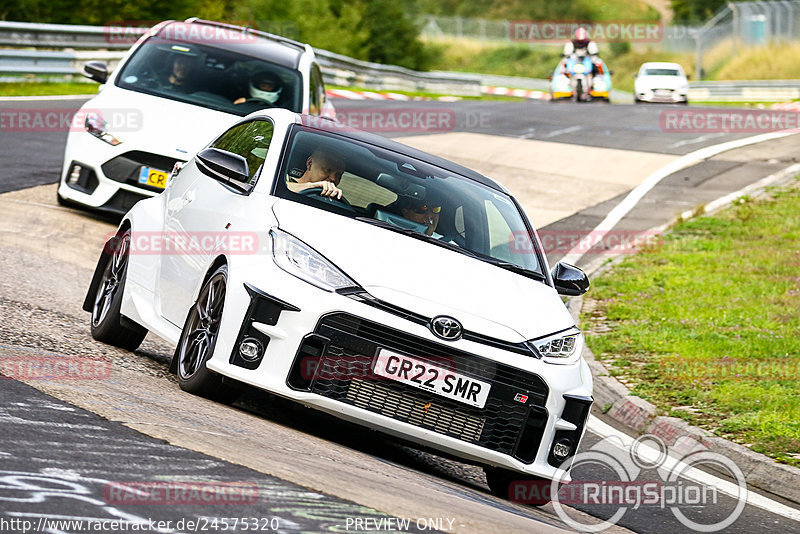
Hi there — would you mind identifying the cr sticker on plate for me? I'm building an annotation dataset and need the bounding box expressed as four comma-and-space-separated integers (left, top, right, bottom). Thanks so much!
372, 349, 491, 408
139, 167, 169, 189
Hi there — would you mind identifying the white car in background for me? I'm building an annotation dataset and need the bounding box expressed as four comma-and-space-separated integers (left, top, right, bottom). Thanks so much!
58, 18, 334, 214
634, 62, 690, 104
84, 108, 593, 502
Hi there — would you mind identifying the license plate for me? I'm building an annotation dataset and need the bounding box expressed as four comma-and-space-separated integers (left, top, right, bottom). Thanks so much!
138, 166, 169, 189
372, 350, 491, 408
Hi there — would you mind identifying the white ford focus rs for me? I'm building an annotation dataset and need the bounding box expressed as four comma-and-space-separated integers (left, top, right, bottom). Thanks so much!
84, 108, 593, 500
58, 18, 334, 214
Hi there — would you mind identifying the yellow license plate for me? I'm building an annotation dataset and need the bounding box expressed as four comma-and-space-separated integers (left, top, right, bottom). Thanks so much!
138, 167, 168, 189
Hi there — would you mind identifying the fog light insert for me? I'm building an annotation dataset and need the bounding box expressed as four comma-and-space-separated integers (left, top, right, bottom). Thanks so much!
68, 164, 82, 185
238, 338, 263, 362
553, 439, 572, 460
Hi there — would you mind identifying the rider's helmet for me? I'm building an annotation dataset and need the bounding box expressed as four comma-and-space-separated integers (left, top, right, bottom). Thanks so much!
249, 70, 283, 104
572, 27, 590, 50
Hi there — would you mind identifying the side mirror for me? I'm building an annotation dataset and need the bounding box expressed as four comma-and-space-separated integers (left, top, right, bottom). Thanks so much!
686, 73, 691, 80
83, 61, 108, 84
196, 148, 251, 193
609, 69, 615, 75
551, 262, 589, 296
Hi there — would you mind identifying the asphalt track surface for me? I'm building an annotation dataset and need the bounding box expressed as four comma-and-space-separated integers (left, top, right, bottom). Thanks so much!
1, 96, 799, 533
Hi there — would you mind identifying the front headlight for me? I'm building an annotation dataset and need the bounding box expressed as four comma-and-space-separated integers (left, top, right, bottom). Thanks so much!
270, 228, 359, 292
531, 328, 583, 365
85, 112, 122, 146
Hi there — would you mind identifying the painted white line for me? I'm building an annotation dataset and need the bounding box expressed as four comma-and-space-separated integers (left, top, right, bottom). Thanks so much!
544, 125, 582, 138
560, 129, 800, 266
587, 416, 800, 521
668, 132, 726, 149
0, 95, 93, 101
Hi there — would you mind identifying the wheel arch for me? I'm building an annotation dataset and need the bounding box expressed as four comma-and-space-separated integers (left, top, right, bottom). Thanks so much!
169, 254, 229, 374
82, 219, 133, 313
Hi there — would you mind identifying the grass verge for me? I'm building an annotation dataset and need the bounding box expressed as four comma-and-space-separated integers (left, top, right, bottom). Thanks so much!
0, 81, 99, 97
327, 84, 530, 101
581, 180, 800, 466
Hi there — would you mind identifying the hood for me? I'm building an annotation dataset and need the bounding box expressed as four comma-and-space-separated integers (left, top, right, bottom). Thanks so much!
83, 86, 240, 161
272, 200, 575, 342
637, 75, 687, 91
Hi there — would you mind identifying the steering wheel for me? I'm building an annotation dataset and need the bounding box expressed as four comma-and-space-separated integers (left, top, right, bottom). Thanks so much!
298, 188, 355, 213
135, 71, 162, 89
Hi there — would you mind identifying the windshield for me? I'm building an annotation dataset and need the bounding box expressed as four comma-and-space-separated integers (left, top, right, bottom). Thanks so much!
115, 37, 302, 115
275, 126, 545, 277
645, 68, 681, 76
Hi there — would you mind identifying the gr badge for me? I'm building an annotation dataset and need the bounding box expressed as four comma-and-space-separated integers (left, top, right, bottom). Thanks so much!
514, 393, 529, 404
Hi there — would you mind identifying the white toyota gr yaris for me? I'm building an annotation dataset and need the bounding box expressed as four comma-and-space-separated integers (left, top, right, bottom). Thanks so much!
84, 108, 593, 501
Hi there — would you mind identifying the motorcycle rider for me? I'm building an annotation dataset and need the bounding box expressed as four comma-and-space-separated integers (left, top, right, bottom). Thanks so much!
561, 27, 601, 100
562, 27, 599, 58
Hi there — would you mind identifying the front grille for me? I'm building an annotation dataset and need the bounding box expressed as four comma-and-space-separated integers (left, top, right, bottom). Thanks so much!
319, 313, 549, 399
292, 312, 550, 462
347, 380, 486, 443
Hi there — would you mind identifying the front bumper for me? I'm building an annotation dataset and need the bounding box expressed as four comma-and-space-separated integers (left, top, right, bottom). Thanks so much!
637, 90, 688, 103
207, 268, 593, 479
58, 132, 182, 214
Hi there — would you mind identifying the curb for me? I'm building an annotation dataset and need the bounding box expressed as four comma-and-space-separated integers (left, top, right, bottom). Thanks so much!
571, 162, 800, 504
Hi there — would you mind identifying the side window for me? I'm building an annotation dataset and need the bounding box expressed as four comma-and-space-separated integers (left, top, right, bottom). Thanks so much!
212, 120, 274, 186
309, 64, 324, 116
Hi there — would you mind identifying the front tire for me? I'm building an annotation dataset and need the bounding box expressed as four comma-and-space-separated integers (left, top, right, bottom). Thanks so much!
90, 228, 147, 351
174, 264, 240, 403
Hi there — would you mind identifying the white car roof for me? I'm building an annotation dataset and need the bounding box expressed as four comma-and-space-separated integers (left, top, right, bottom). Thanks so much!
640, 62, 685, 71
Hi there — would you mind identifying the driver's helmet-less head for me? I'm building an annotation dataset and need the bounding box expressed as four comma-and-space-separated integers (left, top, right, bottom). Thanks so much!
572, 27, 590, 50
250, 71, 283, 103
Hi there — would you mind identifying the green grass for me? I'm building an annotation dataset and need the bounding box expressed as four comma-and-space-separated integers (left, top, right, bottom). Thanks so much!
0, 81, 99, 96
423, 38, 695, 92
582, 183, 800, 465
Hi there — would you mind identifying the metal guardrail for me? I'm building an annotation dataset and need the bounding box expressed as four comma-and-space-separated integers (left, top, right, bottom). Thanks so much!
0, 20, 482, 96
0, 20, 144, 49
1, 20, 798, 101
689, 80, 800, 101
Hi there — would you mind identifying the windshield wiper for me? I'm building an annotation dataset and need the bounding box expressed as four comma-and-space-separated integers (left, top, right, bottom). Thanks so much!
355, 217, 546, 281
481, 259, 546, 282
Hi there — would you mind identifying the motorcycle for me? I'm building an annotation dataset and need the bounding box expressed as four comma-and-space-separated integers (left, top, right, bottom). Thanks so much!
565, 53, 594, 101
550, 54, 612, 103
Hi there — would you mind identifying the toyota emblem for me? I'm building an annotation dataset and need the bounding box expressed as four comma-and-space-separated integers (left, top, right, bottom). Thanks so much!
430, 316, 463, 341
